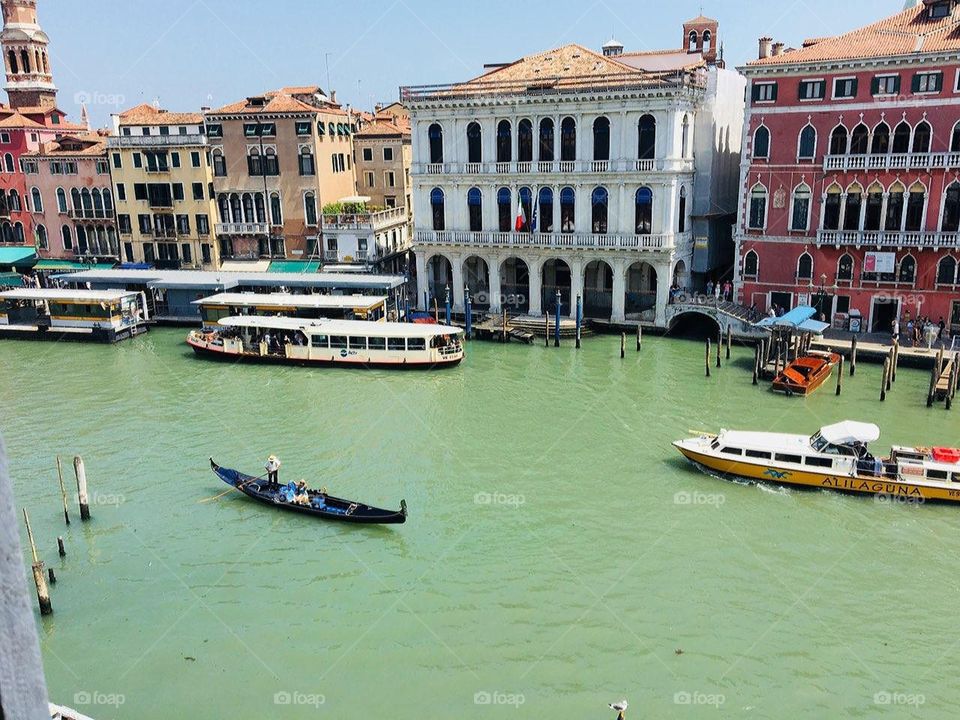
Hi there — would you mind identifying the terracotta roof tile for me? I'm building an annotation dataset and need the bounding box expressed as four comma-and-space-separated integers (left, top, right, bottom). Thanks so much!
750, 4, 960, 67
117, 103, 204, 125
209, 92, 320, 115
355, 117, 409, 137
0, 112, 44, 128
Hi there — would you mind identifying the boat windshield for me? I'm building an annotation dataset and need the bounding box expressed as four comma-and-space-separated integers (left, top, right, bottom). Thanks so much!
810, 432, 857, 456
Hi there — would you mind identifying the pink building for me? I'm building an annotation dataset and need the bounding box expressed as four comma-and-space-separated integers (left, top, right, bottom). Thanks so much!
735, 0, 960, 336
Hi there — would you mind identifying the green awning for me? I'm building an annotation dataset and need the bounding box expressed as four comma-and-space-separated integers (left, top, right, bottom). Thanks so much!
33, 259, 90, 271
267, 260, 321, 273
0, 247, 37, 266
0, 272, 23, 286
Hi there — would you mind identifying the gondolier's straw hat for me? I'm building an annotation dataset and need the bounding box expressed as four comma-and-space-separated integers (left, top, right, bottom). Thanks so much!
268, 454, 277, 461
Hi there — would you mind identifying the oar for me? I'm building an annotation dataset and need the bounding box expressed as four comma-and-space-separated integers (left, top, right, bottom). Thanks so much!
198, 472, 269, 504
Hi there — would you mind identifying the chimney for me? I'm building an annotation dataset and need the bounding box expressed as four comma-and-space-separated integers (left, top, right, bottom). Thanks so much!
200, 106, 210, 112
772, 42, 785, 56
330, 90, 337, 103
758, 37, 772, 59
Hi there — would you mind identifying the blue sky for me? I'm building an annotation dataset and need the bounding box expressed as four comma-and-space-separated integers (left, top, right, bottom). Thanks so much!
43, 0, 907, 128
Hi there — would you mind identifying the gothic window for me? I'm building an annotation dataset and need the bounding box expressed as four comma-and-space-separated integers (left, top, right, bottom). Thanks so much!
638, 115, 656, 160
592, 117, 610, 161
635, 187, 653, 234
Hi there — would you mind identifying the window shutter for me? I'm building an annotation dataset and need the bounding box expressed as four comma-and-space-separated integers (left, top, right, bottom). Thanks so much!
892, 76, 901, 94
871, 77, 880, 95
934, 72, 943, 92
770, 83, 778, 101
849, 79, 858, 97
911, 74, 921, 93
751, 84, 761, 101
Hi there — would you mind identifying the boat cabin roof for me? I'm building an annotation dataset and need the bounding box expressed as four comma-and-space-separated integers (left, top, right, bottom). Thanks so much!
52, 268, 405, 291
818, 421, 880, 445
193, 293, 386, 310
0, 288, 138, 303
755, 305, 830, 335
218, 315, 462, 338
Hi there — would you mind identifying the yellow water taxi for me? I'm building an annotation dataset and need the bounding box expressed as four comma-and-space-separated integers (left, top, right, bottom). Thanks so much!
673, 421, 960, 503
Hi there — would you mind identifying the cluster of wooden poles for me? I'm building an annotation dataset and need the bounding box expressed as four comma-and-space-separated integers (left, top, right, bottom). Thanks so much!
21, 455, 93, 616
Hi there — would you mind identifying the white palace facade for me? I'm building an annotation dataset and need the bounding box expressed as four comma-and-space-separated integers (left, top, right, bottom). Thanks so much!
402, 17, 745, 325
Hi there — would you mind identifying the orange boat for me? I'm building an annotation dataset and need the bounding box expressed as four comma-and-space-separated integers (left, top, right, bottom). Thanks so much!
772, 351, 841, 395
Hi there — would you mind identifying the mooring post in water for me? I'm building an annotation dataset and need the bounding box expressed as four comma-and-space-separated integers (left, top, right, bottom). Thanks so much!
636, 323, 641, 352
705, 337, 711, 378
544, 313, 549, 347
464, 287, 472, 340
773, 340, 782, 380
47, 567, 55, 585
433, 298, 439, 324
501, 307, 507, 343
444, 286, 451, 327
620, 332, 625, 359
836, 356, 843, 396
850, 335, 858, 376
725, 325, 732, 360
57, 536, 65, 557
891, 339, 899, 383
928, 361, 938, 407
575, 294, 582, 349
880, 358, 890, 401
752, 344, 759, 385
554, 289, 561, 347
716, 330, 722, 369
55, 455, 69, 526
886, 348, 894, 392
22, 509, 51, 615
73, 456, 90, 521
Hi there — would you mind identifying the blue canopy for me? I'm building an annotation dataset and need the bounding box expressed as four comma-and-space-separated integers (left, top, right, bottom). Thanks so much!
755, 305, 829, 334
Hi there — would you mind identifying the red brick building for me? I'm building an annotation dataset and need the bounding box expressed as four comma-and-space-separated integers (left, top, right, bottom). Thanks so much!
735, 0, 960, 335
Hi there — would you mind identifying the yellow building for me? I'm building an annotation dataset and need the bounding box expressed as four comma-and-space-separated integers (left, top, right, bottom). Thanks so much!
108, 104, 219, 269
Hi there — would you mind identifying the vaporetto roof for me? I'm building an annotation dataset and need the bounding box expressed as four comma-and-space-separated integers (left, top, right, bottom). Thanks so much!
193, 293, 387, 309
218, 316, 462, 337
0, 288, 139, 302
52, 268, 406, 291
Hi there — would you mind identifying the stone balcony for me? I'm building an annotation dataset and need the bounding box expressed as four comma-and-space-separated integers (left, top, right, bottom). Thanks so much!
816, 229, 960, 249
321, 206, 408, 231
823, 152, 960, 173
215, 222, 269, 236
109, 134, 208, 148
413, 158, 693, 176
415, 229, 687, 252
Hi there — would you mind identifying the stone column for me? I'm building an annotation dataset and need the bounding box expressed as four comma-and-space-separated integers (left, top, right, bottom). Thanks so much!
528, 256, 543, 316
611, 258, 627, 322
569, 256, 585, 319
451, 254, 465, 311
488, 253, 502, 313
415, 250, 428, 309
655, 260, 671, 327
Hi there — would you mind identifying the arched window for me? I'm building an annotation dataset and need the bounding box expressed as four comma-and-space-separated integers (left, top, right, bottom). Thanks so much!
791, 184, 811, 231
865, 182, 884, 231
886, 182, 905, 231
60, 225, 72, 251
899, 255, 916, 284
560, 186, 575, 233
593, 117, 610, 161
304, 191, 317, 226
19, 49, 28, 74
538, 187, 553, 233
829, 125, 848, 155
560, 117, 576, 162
703, 30, 712, 52
837, 253, 854, 281
871, 122, 890, 154
270, 193, 282, 225
688, 31, 698, 51
428, 123, 443, 164
517, 119, 533, 163
430, 187, 444, 231
247, 147, 262, 176
681, 115, 690, 158
678, 186, 687, 233
75, 225, 87, 254
748, 184, 767, 229
937, 256, 957, 285
217, 194, 229, 223
8, 189, 18, 212
496, 120, 512, 163
518, 187, 533, 232
466, 122, 482, 164
264, 148, 278, 176
539, 118, 554, 162
913, 121, 931, 153
13, 221, 23, 243
635, 187, 653, 234
892, 121, 911, 154
753, 125, 770, 159
823, 184, 842, 230
743, 249, 759, 279
4, 153, 13, 172
798, 125, 816, 160
591, 187, 608, 234
298, 146, 314, 176
638, 115, 656, 160
797, 252, 813, 280
905, 181, 926, 231
496, 186, 511, 232
106, 227, 118, 255
35, 223, 47, 249
92, 188, 104, 215
56, 187, 67, 213
844, 183, 863, 231
467, 187, 482, 232
229, 193, 241, 224
943, 182, 960, 232
70, 188, 81, 212
952, 121, 960, 153
102, 188, 113, 212
850, 124, 869, 154
7, 50, 17, 75
30, 187, 42, 212
212, 148, 226, 177
254, 193, 265, 223
241, 193, 254, 222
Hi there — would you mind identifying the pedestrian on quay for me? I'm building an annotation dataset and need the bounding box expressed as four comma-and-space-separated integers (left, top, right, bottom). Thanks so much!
892, 317, 900, 343
938, 316, 946, 343
706, 280, 714, 299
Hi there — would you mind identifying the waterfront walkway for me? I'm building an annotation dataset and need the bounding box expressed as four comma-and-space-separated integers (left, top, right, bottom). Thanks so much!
812, 329, 957, 368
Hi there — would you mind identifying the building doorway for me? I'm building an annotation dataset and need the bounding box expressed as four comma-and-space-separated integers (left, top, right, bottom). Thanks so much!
769, 291, 792, 315
869, 295, 899, 333
951, 300, 960, 336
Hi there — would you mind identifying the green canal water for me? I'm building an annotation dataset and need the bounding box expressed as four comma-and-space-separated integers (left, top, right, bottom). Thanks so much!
3, 329, 959, 719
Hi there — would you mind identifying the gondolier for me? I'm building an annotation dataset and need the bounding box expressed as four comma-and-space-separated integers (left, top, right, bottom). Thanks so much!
265, 454, 281, 485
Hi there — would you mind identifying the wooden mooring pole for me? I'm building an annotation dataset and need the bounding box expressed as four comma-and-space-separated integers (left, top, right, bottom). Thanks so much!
620, 332, 626, 359
636, 323, 641, 352
501, 307, 507, 344
891, 339, 899, 383
575, 294, 582, 350
716, 330, 722, 368
57, 536, 65, 557
835, 356, 843, 396
725, 325, 732, 360
73, 455, 90, 521
705, 338, 711, 378
55, 455, 69, 526
927, 361, 939, 408
886, 348, 894, 392
850, 335, 858, 376
752, 344, 759, 386
22, 509, 51, 615
880, 357, 890, 401
544, 314, 549, 347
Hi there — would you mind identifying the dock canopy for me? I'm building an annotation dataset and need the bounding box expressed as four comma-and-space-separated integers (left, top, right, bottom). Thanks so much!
0, 247, 37, 268
192, 293, 386, 310
755, 305, 829, 334
0, 287, 139, 303
819, 421, 880, 445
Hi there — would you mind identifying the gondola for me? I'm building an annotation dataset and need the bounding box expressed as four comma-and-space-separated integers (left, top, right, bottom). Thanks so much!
209, 459, 407, 524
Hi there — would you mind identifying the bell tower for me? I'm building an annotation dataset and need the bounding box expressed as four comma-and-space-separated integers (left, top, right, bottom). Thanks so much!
1, 0, 56, 109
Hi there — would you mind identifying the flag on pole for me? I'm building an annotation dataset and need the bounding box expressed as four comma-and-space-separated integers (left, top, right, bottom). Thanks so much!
515, 200, 526, 232
530, 196, 538, 233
